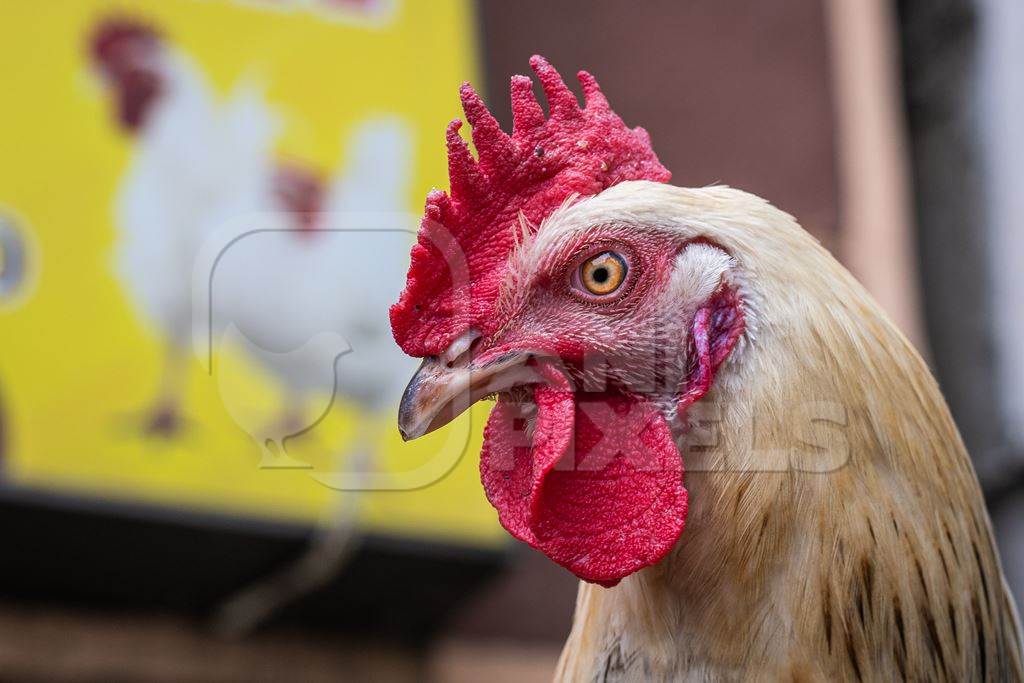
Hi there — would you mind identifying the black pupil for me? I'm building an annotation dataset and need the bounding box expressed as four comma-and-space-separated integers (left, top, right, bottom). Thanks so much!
592, 266, 609, 284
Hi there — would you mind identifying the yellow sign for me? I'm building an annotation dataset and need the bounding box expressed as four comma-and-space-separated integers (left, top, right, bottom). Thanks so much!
0, 0, 503, 547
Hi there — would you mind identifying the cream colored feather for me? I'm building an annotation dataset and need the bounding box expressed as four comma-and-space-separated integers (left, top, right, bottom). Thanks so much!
549, 181, 1023, 682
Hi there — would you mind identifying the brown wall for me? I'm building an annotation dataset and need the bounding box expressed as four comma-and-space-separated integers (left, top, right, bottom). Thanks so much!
477, 0, 839, 248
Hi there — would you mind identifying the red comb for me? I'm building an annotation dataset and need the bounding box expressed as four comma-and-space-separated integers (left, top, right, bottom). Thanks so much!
90, 18, 160, 64
390, 55, 670, 357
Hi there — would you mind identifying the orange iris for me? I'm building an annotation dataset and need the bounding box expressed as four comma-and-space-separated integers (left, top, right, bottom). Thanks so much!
579, 252, 626, 296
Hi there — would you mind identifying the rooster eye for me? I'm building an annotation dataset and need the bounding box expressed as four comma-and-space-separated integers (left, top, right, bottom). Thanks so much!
577, 252, 627, 297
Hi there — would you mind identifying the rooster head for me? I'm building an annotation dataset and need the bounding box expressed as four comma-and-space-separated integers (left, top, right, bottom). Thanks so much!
89, 18, 163, 132
392, 57, 746, 586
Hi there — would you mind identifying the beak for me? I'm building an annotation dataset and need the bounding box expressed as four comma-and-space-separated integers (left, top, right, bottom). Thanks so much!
397, 350, 539, 441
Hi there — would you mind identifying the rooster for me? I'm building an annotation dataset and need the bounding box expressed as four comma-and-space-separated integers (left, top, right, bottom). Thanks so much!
91, 19, 414, 446
93, 17, 417, 630
393, 57, 1024, 681
207, 116, 416, 445
205, 117, 417, 635
90, 19, 345, 436
91, 18, 280, 434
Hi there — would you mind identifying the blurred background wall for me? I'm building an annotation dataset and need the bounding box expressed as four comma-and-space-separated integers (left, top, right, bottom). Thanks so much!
895, 0, 1024, 618
0, 1, 1021, 681
975, 0, 1024, 610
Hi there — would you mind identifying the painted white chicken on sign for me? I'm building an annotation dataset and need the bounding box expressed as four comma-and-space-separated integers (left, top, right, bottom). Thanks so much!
207, 122, 418, 635
91, 19, 416, 449
209, 118, 417, 465
93, 19, 419, 628
92, 18, 279, 434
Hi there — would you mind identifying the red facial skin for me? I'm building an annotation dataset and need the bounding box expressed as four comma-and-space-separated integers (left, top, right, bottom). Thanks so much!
471, 226, 744, 585
90, 20, 164, 133
475, 228, 687, 391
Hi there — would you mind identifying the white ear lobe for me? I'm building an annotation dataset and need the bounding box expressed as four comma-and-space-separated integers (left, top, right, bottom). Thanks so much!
666, 242, 735, 310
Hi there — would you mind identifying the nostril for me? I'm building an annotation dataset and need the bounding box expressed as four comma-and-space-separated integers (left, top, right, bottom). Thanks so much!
440, 328, 482, 368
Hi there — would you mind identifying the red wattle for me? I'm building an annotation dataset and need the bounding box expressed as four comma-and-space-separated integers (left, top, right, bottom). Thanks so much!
480, 366, 688, 586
